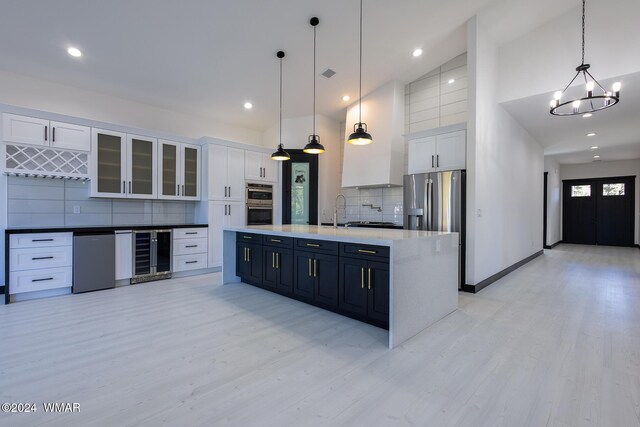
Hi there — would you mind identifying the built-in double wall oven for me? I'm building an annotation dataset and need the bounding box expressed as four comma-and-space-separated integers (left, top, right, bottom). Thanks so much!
246, 183, 273, 225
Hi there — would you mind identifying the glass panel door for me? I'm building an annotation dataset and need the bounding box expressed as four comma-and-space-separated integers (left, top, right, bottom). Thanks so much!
155, 230, 172, 273
97, 133, 123, 194
161, 142, 178, 197
130, 137, 154, 196
134, 231, 152, 276
183, 145, 198, 197
291, 162, 310, 224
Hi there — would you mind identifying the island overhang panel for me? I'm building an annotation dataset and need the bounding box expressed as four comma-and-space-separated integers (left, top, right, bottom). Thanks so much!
222, 225, 459, 348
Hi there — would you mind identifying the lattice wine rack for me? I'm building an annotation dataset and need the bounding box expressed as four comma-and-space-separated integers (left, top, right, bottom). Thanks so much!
4, 144, 90, 180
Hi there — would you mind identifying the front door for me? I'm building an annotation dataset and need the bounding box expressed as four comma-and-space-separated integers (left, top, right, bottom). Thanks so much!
563, 176, 634, 246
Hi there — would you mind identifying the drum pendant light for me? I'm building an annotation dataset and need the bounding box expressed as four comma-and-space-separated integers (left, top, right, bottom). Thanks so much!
347, 0, 373, 145
303, 17, 325, 154
271, 51, 291, 161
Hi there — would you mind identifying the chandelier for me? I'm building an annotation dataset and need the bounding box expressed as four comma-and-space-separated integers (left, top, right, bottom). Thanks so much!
549, 0, 620, 117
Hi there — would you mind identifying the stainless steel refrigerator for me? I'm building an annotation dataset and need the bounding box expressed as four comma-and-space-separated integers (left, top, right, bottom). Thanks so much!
403, 170, 465, 288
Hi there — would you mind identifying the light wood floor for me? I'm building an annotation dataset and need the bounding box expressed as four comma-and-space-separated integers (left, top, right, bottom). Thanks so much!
1, 244, 639, 427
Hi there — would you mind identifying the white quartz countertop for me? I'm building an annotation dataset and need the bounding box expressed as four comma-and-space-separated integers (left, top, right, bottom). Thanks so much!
224, 224, 456, 246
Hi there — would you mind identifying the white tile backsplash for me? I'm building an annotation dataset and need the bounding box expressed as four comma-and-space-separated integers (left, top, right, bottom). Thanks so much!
6, 176, 198, 228
340, 186, 404, 225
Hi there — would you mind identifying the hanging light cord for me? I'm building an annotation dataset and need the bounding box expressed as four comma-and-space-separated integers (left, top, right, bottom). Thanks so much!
279, 55, 283, 148
581, 0, 586, 65
358, 0, 363, 125
313, 23, 316, 136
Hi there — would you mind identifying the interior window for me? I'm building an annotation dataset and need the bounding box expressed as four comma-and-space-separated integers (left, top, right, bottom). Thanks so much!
571, 185, 591, 197
602, 183, 625, 196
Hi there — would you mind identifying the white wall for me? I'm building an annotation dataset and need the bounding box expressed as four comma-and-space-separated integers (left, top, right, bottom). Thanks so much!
498, 0, 640, 102
560, 159, 640, 244
263, 114, 342, 224
0, 69, 262, 146
466, 16, 544, 286
544, 156, 561, 246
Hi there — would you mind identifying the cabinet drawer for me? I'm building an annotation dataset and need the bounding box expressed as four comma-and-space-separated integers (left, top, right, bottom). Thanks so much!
237, 232, 262, 243
173, 227, 208, 239
340, 243, 390, 261
10, 266, 72, 294
263, 235, 293, 248
10, 246, 73, 271
10, 232, 73, 249
295, 238, 339, 255
173, 237, 208, 255
173, 253, 208, 272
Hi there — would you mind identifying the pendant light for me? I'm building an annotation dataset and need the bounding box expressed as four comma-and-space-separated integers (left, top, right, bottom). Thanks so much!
549, 0, 620, 116
271, 51, 291, 161
303, 17, 325, 155
348, 0, 373, 145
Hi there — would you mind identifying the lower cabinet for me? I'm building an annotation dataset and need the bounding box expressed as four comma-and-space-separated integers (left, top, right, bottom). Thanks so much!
235, 233, 389, 329
294, 251, 339, 309
339, 258, 390, 328
236, 239, 263, 286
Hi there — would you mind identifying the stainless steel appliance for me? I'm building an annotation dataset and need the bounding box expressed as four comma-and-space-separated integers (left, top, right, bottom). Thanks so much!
131, 229, 172, 284
246, 183, 273, 225
403, 170, 465, 288
73, 232, 116, 293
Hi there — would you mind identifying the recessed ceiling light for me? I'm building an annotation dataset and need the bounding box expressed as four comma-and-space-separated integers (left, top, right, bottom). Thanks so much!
448, 79, 455, 84
582, 113, 592, 118
593, 155, 600, 159
67, 47, 82, 57
412, 48, 423, 57
342, 95, 350, 102
244, 102, 253, 110
586, 132, 596, 137
590, 146, 599, 150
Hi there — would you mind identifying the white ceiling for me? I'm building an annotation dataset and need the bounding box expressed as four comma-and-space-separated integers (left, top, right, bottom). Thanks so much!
0, 0, 577, 132
502, 71, 640, 165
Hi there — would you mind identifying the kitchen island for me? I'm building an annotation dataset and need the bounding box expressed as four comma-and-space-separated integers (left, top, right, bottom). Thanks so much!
222, 224, 459, 348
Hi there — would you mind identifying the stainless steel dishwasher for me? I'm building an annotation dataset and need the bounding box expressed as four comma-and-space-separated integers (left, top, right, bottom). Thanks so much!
73, 232, 116, 293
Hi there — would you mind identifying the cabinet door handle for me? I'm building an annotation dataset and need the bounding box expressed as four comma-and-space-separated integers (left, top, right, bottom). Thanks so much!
44, 125, 48, 142
52, 127, 55, 142
361, 267, 365, 289
228, 186, 231, 197
431, 155, 434, 168
368, 268, 372, 290
247, 247, 251, 262
185, 245, 198, 248
436, 155, 439, 168
186, 261, 198, 264
182, 184, 184, 196
228, 204, 231, 215
306, 243, 320, 247
271, 238, 281, 243
276, 253, 279, 269
32, 277, 54, 282
314, 259, 317, 277
32, 256, 54, 260
357, 249, 377, 254
32, 238, 54, 242
272, 252, 275, 268
185, 232, 198, 235
129, 181, 132, 193
308, 258, 312, 277
123, 181, 126, 193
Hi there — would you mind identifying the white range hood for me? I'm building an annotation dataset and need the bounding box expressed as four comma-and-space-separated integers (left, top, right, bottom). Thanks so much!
341, 80, 405, 188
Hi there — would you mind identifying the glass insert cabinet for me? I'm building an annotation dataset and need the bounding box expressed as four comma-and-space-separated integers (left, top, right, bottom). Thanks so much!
90, 129, 200, 200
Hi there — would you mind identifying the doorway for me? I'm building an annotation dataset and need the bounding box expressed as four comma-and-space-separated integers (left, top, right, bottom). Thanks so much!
282, 150, 319, 225
562, 176, 635, 246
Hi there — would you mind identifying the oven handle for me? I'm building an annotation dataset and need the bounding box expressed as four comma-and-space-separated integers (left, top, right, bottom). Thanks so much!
247, 188, 273, 193
247, 206, 273, 210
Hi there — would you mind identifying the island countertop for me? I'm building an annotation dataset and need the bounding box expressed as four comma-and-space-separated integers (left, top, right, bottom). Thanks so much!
223, 224, 456, 246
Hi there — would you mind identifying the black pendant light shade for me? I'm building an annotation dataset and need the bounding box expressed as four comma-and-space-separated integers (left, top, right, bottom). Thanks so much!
303, 17, 326, 155
272, 50, 290, 161
549, 0, 620, 116
348, 123, 372, 145
348, 0, 373, 145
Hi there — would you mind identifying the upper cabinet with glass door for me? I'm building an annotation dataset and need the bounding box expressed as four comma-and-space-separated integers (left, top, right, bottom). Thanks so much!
158, 140, 200, 201
91, 129, 158, 199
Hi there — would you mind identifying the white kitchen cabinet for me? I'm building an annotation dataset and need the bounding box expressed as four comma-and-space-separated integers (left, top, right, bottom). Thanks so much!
172, 227, 208, 272
91, 129, 158, 199
115, 231, 133, 281
245, 151, 276, 182
208, 201, 244, 268
158, 140, 201, 201
2, 113, 90, 151
407, 130, 466, 174
208, 145, 245, 201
